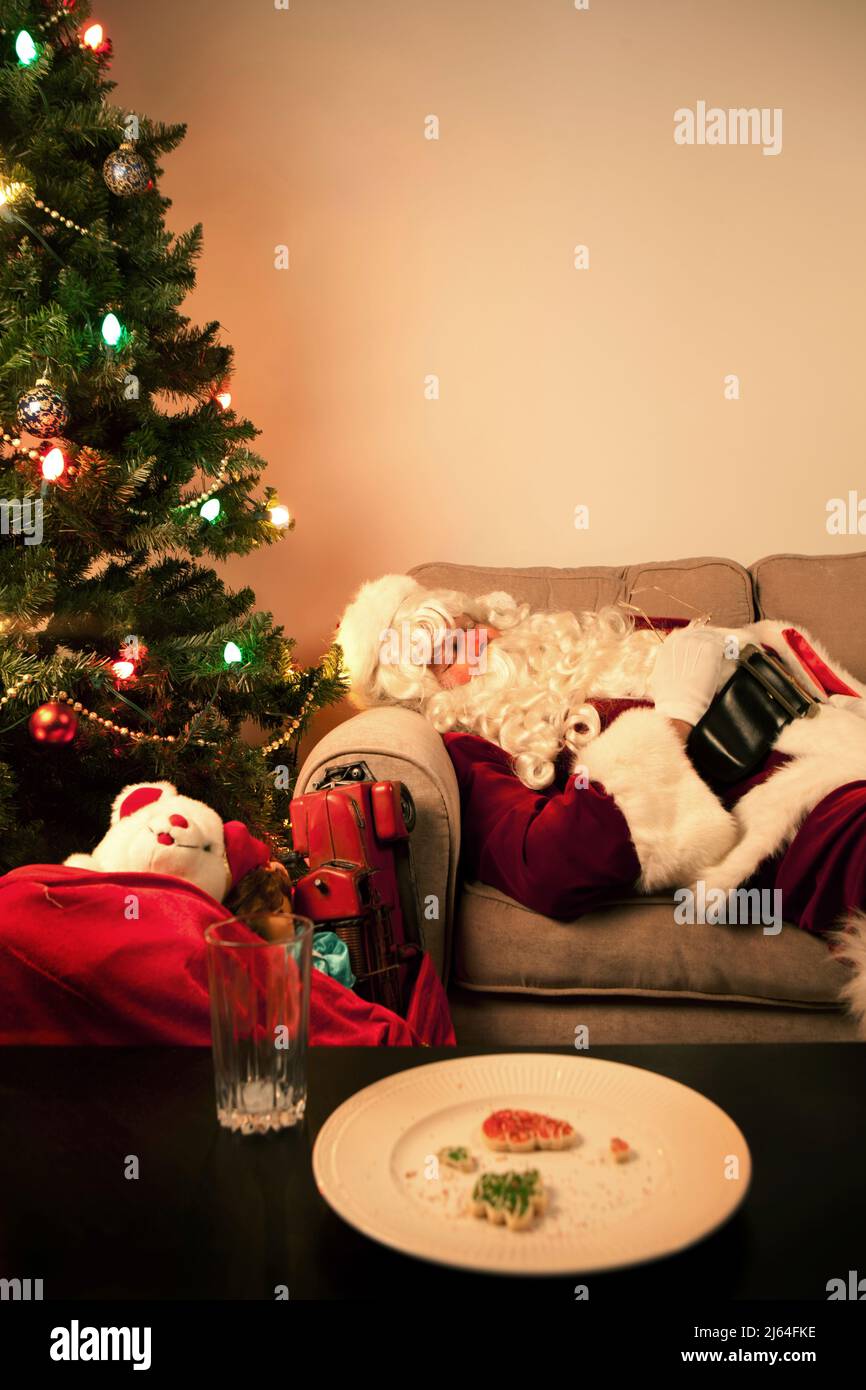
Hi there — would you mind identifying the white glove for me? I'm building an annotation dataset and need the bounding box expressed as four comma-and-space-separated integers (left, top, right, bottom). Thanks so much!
648, 627, 726, 726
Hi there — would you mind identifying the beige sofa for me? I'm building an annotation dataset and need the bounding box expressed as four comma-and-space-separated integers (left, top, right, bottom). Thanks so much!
296, 553, 866, 1044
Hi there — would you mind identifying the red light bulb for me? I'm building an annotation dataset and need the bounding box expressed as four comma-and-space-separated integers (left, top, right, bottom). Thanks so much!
41, 447, 65, 481
112, 659, 136, 681
83, 24, 104, 49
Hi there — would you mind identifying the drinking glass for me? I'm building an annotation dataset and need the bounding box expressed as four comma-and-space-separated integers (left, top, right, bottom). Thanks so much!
205, 913, 313, 1134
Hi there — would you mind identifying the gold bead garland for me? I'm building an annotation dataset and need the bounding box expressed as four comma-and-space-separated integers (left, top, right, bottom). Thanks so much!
52, 689, 213, 745
28, 193, 124, 250
2, 178, 125, 251
0, 428, 41, 462
261, 689, 317, 754
0, 676, 214, 745
0, 8, 66, 37
0, 670, 37, 708
0, 678, 319, 754
175, 460, 231, 513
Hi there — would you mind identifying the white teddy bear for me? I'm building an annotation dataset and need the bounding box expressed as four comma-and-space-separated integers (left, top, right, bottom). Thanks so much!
64, 781, 269, 903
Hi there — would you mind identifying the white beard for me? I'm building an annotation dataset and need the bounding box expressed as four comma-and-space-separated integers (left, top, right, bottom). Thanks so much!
421, 610, 662, 789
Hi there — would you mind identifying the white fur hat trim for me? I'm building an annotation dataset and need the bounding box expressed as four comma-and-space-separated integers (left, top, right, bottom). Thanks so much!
335, 574, 422, 707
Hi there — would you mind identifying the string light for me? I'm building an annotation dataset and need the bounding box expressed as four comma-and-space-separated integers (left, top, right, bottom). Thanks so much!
214, 390, 232, 411
223, 641, 242, 665
15, 31, 38, 65
101, 311, 123, 346
269, 504, 291, 528
82, 24, 104, 49
199, 497, 221, 523
111, 659, 136, 681
41, 447, 65, 481
3, 433, 78, 476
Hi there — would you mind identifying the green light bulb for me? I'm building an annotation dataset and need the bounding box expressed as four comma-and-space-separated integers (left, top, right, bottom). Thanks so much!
199, 497, 221, 523
223, 641, 242, 665
101, 312, 123, 346
15, 31, 38, 65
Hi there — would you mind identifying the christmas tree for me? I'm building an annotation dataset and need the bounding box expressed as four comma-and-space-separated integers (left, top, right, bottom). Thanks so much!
0, 1, 345, 871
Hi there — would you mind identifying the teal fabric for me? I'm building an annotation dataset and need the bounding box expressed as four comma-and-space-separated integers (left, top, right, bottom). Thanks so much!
312, 931, 356, 989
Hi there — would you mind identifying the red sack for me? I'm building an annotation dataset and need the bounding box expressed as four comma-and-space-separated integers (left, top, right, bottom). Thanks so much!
0, 863, 454, 1047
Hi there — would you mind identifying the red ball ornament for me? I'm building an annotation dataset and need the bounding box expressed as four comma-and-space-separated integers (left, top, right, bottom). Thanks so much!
28, 702, 78, 745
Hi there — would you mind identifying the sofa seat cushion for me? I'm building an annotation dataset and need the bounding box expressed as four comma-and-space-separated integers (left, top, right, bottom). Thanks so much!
454, 882, 846, 1010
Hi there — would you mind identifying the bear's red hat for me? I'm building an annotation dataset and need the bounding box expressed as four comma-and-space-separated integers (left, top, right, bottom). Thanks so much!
222, 821, 270, 887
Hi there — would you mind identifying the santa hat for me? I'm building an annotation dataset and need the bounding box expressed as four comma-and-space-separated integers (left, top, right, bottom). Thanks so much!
335, 573, 423, 707
223, 821, 270, 888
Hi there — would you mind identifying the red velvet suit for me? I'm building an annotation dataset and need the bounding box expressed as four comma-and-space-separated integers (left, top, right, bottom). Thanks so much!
443, 712, 866, 938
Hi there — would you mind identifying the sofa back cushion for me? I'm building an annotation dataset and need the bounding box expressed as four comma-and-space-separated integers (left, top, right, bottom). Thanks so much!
751, 552, 866, 681
409, 557, 755, 628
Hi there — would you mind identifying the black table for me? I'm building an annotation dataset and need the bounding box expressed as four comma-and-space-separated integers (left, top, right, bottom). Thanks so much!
1, 1044, 864, 1301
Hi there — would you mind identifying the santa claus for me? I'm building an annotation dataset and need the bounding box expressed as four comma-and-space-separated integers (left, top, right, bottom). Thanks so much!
335, 573, 866, 1031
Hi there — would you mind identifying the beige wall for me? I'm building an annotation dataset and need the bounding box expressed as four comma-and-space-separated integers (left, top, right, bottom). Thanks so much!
102, 0, 865, 723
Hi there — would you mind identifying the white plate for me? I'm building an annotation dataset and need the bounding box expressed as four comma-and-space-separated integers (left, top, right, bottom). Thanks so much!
312, 1052, 752, 1275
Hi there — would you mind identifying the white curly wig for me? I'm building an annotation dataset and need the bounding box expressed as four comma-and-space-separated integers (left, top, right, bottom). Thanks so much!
336, 574, 660, 790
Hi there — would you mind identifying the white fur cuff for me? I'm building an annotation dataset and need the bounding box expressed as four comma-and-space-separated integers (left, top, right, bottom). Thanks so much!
833, 911, 866, 1039
577, 708, 738, 893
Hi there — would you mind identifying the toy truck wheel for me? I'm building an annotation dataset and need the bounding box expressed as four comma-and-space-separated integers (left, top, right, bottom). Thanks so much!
370, 781, 415, 841
399, 786, 416, 833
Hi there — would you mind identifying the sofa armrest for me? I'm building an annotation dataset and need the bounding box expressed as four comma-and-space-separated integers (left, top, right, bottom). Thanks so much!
293, 708, 461, 980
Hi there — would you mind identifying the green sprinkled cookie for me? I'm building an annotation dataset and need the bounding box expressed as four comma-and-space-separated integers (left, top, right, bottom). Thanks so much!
470, 1169, 548, 1231
438, 1145, 477, 1173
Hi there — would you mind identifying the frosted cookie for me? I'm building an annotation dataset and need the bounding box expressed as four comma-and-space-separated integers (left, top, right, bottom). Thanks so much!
470, 1170, 548, 1231
437, 1145, 477, 1173
482, 1108, 576, 1153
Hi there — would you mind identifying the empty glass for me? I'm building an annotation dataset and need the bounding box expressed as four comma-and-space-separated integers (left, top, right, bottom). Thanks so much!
205, 913, 314, 1135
